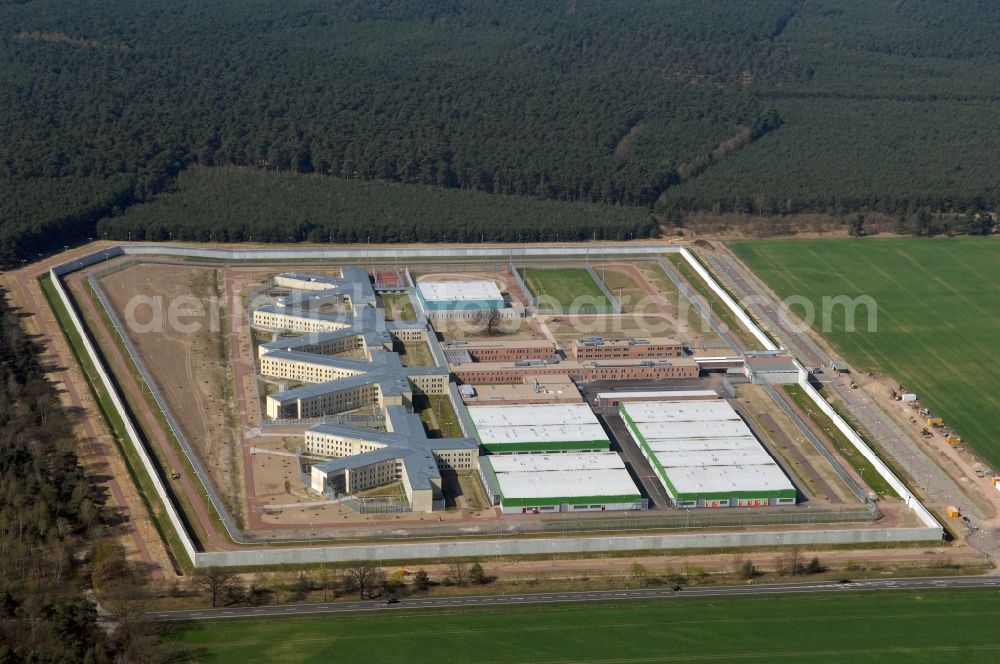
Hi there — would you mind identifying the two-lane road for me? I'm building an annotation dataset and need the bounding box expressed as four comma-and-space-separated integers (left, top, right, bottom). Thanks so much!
149, 575, 1000, 621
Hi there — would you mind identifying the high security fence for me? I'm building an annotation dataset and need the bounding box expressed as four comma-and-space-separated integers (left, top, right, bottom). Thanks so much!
586, 265, 623, 314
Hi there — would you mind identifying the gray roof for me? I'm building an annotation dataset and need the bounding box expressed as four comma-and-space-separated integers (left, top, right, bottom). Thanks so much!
263, 349, 376, 374
309, 406, 477, 492
276, 268, 377, 307
262, 272, 444, 405
261, 270, 470, 495
256, 303, 354, 326
261, 328, 364, 354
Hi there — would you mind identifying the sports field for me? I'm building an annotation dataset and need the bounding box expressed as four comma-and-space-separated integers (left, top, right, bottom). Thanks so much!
522, 268, 612, 314
172, 589, 1000, 663
730, 238, 1000, 466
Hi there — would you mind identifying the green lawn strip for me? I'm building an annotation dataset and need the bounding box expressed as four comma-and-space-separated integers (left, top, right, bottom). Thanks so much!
169, 588, 1000, 664
381, 293, 416, 321
521, 268, 611, 314
428, 394, 463, 439
666, 254, 764, 350
39, 275, 193, 572
730, 238, 1000, 468
413, 394, 464, 439
782, 385, 896, 499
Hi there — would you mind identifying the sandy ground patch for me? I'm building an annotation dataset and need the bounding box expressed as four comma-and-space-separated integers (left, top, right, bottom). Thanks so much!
100, 263, 246, 522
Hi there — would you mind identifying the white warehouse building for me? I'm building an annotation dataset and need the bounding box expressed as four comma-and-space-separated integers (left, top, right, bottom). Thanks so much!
479, 452, 643, 514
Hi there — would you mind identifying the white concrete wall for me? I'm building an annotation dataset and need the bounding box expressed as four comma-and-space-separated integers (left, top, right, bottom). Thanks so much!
198, 526, 943, 566
48, 269, 201, 564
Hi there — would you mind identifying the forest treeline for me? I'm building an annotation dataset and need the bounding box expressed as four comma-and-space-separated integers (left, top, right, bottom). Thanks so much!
0, 291, 173, 662
2, 0, 1000, 264
99, 167, 657, 243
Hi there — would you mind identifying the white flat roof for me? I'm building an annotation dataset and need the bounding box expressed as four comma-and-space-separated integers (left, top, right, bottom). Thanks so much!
643, 437, 761, 453
469, 403, 609, 445
417, 279, 502, 302
597, 390, 717, 400
657, 463, 794, 495
621, 400, 794, 497
627, 420, 753, 440
487, 453, 640, 500
488, 452, 626, 473
657, 448, 778, 468
622, 400, 740, 423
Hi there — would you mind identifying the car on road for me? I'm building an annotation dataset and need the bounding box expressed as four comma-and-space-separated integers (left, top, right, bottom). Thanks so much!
838, 579, 852, 584
671, 585, 682, 592
385, 596, 399, 604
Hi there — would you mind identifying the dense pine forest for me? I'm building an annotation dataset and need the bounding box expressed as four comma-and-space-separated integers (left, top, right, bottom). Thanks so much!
100, 167, 657, 243
2, 0, 1000, 263
0, 292, 175, 661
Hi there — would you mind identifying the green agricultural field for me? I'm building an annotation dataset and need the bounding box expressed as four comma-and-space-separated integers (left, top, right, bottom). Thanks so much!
172, 589, 1000, 663
730, 238, 1000, 466
522, 268, 612, 314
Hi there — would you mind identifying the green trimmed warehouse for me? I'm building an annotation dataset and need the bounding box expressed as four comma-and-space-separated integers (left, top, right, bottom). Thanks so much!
478, 452, 643, 514
467, 403, 610, 454
621, 400, 796, 508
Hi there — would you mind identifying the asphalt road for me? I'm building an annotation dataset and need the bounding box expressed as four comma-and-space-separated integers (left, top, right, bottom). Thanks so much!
149, 575, 1000, 621
600, 412, 672, 509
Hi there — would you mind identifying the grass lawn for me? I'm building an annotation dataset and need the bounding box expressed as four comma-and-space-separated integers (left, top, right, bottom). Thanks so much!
731, 238, 1000, 467
522, 268, 611, 314
171, 588, 1000, 663
397, 338, 435, 368
382, 293, 416, 321
414, 394, 464, 439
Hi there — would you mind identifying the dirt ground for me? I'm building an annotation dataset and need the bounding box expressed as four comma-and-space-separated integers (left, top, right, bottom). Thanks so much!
542, 312, 679, 342
2, 251, 177, 579
862, 372, 999, 523
634, 260, 729, 349
432, 316, 549, 342
735, 384, 856, 506
99, 264, 247, 523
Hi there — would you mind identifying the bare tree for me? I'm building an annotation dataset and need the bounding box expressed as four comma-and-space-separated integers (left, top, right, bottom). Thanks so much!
475, 308, 503, 336
629, 562, 649, 588
193, 567, 237, 608
317, 567, 332, 601
342, 560, 381, 600
786, 546, 803, 576
447, 561, 469, 586
104, 586, 152, 627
